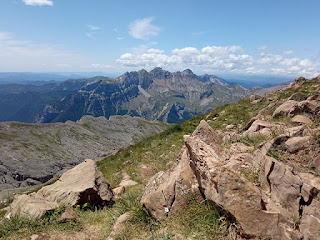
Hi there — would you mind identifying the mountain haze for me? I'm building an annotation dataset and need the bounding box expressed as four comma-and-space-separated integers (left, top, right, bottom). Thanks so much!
0, 77, 107, 123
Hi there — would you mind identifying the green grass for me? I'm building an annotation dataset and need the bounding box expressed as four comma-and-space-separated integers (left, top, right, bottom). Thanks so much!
0, 207, 82, 239
113, 194, 239, 240
205, 98, 270, 132
81, 123, 92, 130
98, 116, 204, 188
275, 78, 320, 100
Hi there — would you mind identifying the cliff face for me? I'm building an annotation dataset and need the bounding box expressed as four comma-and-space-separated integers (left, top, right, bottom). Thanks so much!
0, 115, 168, 192
36, 68, 278, 124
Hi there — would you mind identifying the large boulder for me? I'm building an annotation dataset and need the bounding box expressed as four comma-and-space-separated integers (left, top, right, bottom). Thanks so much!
185, 135, 299, 239
243, 114, 265, 130
298, 173, 320, 240
243, 119, 282, 137
6, 194, 60, 219
314, 155, 320, 172
291, 115, 313, 125
142, 119, 320, 239
272, 100, 300, 118
259, 155, 302, 215
6, 159, 114, 218
192, 120, 225, 156
141, 146, 201, 220
273, 100, 320, 118
284, 136, 313, 153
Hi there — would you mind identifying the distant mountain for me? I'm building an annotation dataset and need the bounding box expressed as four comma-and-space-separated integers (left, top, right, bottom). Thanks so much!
224, 75, 293, 88
36, 68, 285, 124
0, 77, 106, 123
0, 72, 78, 85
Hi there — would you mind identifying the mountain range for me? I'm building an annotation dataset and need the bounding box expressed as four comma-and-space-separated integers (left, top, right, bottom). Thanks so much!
36, 68, 287, 124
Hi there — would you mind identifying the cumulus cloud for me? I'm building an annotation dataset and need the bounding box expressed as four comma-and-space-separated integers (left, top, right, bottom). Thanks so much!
22, 0, 53, 6
117, 46, 253, 72
116, 45, 320, 77
258, 53, 283, 65
129, 17, 160, 40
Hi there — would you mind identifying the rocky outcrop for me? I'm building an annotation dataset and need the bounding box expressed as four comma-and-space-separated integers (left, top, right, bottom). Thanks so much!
243, 119, 282, 137
141, 146, 201, 220
142, 118, 320, 239
6, 159, 114, 218
292, 115, 313, 125
186, 135, 302, 239
284, 136, 313, 153
272, 100, 300, 117
273, 100, 320, 118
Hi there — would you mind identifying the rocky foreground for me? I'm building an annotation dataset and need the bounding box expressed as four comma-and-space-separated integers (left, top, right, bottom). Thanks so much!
141, 76, 320, 239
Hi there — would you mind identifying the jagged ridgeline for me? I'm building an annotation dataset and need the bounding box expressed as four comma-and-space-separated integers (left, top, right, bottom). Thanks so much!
36, 68, 283, 124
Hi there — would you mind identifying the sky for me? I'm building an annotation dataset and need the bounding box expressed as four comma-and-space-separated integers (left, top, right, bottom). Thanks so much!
0, 0, 320, 78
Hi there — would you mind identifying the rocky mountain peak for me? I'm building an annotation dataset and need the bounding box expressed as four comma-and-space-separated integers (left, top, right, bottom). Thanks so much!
149, 67, 170, 79
181, 69, 195, 76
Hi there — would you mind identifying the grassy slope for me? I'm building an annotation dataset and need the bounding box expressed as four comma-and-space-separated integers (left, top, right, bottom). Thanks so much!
1, 77, 319, 239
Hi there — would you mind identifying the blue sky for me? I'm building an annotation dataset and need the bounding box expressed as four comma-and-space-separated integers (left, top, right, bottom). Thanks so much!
0, 0, 320, 77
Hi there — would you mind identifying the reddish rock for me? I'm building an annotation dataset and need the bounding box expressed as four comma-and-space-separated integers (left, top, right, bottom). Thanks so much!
284, 136, 313, 153
273, 100, 300, 118
291, 115, 313, 125
141, 146, 201, 220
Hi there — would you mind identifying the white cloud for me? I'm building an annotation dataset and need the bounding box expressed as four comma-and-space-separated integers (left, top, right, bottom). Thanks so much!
22, 0, 53, 6
129, 17, 160, 40
117, 45, 253, 72
116, 45, 320, 77
258, 53, 283, 64
87, 25, 101, 31
0, 32, 11, 40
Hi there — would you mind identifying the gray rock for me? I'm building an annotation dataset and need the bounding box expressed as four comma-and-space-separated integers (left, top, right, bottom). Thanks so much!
6, 159, 114, 218
0, 115, 167, 194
